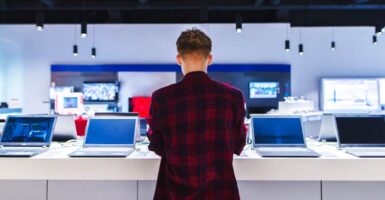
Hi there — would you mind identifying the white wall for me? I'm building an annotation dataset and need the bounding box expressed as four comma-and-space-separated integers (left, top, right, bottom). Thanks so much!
0, 29, 24, 106
290, 27, 385, 107
118, 72, 176, 112
0, 47, 4, 102
0, 24, 384, 113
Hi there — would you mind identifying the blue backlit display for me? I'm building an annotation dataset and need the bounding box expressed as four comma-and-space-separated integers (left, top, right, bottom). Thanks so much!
253, 117, 304, 145
2, 117, 55, 143
85, 118, 136, 145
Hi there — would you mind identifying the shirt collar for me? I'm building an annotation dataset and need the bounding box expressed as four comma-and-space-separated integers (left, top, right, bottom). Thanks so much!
182, 71, 211, 83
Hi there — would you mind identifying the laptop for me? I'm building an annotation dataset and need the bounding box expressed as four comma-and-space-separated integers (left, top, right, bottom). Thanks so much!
53, 115, 77, 142
336, 115, 385, 157
69, 116, 138, 157
318, 114, 338, 142
251, 115, 320, 157
0, 115, 56, 157
94, 112, 142, 139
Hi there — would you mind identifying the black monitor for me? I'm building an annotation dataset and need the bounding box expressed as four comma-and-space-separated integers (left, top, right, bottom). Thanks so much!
336, 115, 385, 146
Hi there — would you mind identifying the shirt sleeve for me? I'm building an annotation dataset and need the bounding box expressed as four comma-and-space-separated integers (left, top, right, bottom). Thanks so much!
146, 92, 165, 156
233, 91, 246, 155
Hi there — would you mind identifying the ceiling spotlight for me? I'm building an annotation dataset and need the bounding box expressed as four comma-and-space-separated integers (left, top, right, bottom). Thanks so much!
285, 40, 290, 52
91, 25, 97, 59
330, 28, 336, 51
373, 35, 378, 45
299, 44, 304, 55
382, 27, 385, 33
331, 41, 336, 51
91, 47, 96, 58
81, 21, 87, 38
73, 45, 78, 56
235, 15, 242, 33
284, 24, 290, 52
298, 28, 304, 55
36, 12, 44, 31
73, 25, 78, 57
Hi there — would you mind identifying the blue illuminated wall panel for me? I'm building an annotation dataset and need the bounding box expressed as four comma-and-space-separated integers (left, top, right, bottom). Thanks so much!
51, 64, 290, 73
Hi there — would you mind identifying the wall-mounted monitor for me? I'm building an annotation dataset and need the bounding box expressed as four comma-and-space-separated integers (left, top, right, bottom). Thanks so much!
55, 92, 84, 115
49, 86, 74, 100
321, 78, 380, 113
249, 82, 279, 99
83, 82, 119, 102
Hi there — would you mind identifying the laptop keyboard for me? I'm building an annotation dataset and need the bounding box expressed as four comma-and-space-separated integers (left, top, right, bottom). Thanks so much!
257, 147, 311, 152
0, 148, 45, 153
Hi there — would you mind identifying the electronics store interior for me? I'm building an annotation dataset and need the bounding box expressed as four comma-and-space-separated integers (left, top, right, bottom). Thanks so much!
3, 1, 385, 200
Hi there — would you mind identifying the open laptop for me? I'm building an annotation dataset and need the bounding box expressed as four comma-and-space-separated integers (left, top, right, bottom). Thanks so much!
94, 112, 142, 139
69, 116, 138, 157
336, 115, 385, 157
251, 115, 320, 157
318, 114, 338, 142
53, 115, 77, 142
0, 115, 56, 157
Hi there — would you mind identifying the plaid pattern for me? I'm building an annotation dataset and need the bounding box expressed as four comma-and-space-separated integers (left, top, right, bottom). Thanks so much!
147, 71, 246, 200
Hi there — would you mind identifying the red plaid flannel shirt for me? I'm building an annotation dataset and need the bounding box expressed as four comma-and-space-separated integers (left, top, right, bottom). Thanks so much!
147, 71, 246, 200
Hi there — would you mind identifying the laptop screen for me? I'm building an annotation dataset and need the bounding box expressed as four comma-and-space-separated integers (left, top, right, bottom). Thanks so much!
252, 117, 305, 145
1, 116, 55, 144
85, 118, 136, 145
336, 116, 385, 145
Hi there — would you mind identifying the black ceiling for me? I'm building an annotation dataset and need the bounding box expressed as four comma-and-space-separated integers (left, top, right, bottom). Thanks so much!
1, 0, 385, 27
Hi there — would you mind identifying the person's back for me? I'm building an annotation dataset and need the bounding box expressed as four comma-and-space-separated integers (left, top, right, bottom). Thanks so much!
147, 28, 246, 200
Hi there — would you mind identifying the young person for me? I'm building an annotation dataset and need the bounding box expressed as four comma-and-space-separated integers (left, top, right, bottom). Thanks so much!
147, 28, 246, 200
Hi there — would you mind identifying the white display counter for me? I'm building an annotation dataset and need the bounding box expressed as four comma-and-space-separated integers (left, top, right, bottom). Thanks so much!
0, 140, 382, 181
1, 141, 385, 200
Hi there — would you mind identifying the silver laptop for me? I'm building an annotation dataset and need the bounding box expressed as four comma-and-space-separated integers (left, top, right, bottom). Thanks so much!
69, 116, 138, 157
251, 115, 320, 157
53, 115, 77, 141
0, 115, 56, 157
94, 112, 141, 141
336, 115, 385, 157
318, 114, 338, 142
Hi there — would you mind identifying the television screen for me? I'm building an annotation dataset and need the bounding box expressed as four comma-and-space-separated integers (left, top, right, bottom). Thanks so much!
321, 78, 380, 112
83, 82, 119, 101
63, 97, 78, 109
249, 82, 279, 98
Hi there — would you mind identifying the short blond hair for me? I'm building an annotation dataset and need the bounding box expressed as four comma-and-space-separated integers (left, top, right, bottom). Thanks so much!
176, 28, 212, 58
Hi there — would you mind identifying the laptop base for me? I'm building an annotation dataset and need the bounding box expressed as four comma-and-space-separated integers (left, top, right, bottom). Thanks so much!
0, 149, 46, 157
346, 151, 385, 158
0, 153, 36, 157
256, 150, 320, 158
69, 149, 134, 158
